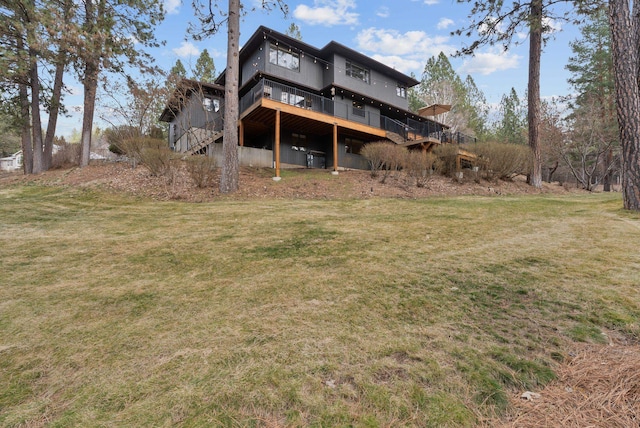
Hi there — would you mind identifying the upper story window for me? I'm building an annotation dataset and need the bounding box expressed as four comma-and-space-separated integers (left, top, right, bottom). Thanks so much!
396, 85, 407, 98
346, 61, 370, 84
203, 97, 220, 112
269, 44, 300, 71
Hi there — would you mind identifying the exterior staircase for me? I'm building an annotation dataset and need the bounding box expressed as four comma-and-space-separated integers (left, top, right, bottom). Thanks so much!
185, 131, 224, 155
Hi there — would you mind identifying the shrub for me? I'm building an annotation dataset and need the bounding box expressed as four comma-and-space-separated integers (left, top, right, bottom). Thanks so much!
470, 142, 532, 180
116, 137, 165, 169
433, 143, 460, 177
51, 142, 80, 169
361, 141, 406, 181
361, 141, 388, 177
186, 155, 217, 188
139, 144, 174, 177
105, 126, 142, 153
403, 150, 439, 188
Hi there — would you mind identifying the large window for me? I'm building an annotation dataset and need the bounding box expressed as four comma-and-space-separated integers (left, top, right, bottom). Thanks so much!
269, 44, 300, 71
346, 61, 370, 84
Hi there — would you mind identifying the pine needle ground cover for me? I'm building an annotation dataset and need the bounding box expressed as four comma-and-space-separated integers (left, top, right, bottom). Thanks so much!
1, 186, 638, 426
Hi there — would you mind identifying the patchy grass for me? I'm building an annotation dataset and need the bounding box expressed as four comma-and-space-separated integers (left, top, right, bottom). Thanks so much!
0, 186, 638, 427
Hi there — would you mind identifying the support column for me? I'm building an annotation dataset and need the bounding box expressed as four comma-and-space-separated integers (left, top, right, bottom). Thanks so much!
239, 120, 244, 147
274, 109, 281, 181
332, 123, 339, 175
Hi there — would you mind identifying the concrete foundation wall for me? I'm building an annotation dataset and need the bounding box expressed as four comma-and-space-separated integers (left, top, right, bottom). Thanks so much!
208, 144, 273, 168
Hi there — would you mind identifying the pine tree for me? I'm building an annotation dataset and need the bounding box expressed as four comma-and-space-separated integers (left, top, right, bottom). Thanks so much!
608, 0, 640, 209
496, 88, 527, 145
77, 0, 164, 167
189, 0, 289, 194
170, 59, 187, 77
453, 0, 584, 188
285, 22, 302, 40
193, 49, 216, 82
565, 7, 618, 191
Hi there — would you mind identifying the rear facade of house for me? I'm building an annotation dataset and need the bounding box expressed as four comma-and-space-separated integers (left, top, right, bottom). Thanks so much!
160, 26, 453, 172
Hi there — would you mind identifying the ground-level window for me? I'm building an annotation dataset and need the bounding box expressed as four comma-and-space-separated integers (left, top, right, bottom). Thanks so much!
345, 138, 363, 154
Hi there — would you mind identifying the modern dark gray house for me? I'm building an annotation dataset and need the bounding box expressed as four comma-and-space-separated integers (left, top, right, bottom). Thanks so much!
160, 26, 470, 176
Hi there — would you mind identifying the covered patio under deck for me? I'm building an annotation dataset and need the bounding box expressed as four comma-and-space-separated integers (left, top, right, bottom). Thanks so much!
239, 95, 388, 179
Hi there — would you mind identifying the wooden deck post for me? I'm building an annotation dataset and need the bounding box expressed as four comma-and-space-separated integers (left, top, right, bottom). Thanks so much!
239, 120, 244, 147
332, 123, 339, 175
274, 109, 281, 181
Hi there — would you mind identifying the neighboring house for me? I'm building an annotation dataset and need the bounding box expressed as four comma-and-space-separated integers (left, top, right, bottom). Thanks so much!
0, 151, 22, 172
160, 26, 475, 176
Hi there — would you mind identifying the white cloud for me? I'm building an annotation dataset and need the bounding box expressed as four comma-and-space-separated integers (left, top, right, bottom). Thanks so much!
543, 17, 562, 33
164, 0, 180, 15
172, 41, 200, 58
437, 18, 454, 30
376, 6, 389, 18
369, 54, 423, 74
459, 49, 521, 75
355, 28, 457, 74
424, 0, 439, 5
293, 0, 359, 26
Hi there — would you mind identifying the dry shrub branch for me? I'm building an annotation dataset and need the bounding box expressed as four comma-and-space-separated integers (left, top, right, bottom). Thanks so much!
471, 142, 532, 181
185, 155, 217, 188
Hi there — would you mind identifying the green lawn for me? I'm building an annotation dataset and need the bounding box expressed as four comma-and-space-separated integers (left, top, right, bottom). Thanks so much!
1, 185, 638, 427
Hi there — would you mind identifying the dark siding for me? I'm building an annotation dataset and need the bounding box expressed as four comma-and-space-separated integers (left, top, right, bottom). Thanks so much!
333, 54, 409, 110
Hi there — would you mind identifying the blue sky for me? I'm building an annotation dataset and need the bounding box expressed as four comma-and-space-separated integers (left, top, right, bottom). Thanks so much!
59, 0, 581, 138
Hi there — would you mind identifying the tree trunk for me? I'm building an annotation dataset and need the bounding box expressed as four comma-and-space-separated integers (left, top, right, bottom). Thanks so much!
79, 0, 98, 168
610, 0, 640, 210
80, 62, 98, 167
43, 1, 71, 170
44, 54, 66, 170
528, 0, 543, 189
19, 82, 33, 175
29, 47, 43, 174
219, 0, 240, 193
603, 148, 612, 191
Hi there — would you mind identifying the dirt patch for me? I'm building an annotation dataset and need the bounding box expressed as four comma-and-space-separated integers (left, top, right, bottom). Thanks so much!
0, 161, 582, 201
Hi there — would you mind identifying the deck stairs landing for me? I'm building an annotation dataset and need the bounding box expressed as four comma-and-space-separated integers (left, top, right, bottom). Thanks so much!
385, 130, 441, 149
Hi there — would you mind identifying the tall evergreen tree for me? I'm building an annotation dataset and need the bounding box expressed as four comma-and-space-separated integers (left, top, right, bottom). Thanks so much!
170, 59, 187, 77
76, 0, 164, 167
496, 88, 527, 145
453, 0, 585, 188
193, 49, 216, 82
566, 6, 618, 191
608, 0, 640, 209
462, 75, 489, 140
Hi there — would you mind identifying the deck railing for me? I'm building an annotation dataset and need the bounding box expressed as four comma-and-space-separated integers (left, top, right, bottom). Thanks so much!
241, 79, 384, 127
240, 78, 477, 145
